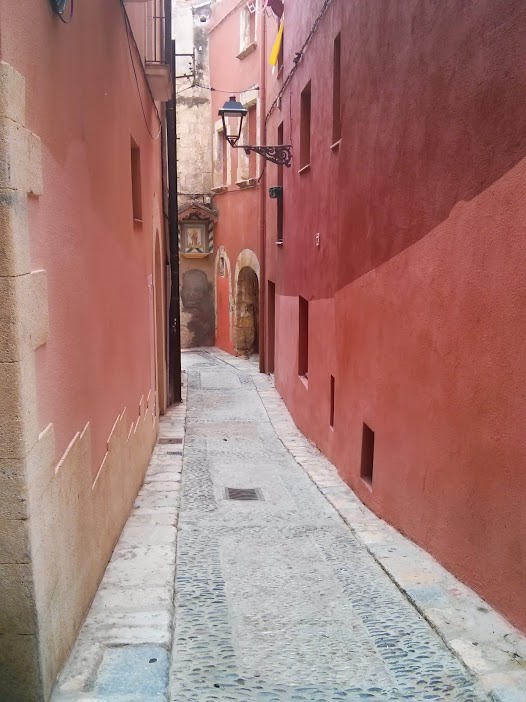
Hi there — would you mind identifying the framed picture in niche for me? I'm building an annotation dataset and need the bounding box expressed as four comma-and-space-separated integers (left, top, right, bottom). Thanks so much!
181, 222, 209, 258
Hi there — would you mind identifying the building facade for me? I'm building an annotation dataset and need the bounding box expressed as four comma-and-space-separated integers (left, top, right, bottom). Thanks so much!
174, 0, 217, 349
262, 0, 526, 633
0, 0, 172, 698
202, 0, 262, 357
175, 0, 263, 357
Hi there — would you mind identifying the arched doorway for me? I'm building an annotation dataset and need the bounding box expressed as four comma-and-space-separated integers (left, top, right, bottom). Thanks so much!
234, 266, 259, 356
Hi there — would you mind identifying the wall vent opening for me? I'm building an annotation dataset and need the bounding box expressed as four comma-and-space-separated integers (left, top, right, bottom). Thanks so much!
130, 137, 143, 223
300, 80, 312, 169
298, 296, 309, 379
360, 423, 375, 488
330, 375, 335, 428
277, 121, 284, 242
332, 33, 342, 144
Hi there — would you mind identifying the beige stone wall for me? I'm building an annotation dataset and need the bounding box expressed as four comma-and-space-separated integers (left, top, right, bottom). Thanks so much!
180, 256, 215, 348
174, 1, 216, 348
173, 1, 213, 197
0, 61, 158, 701
0, 59, 48, 701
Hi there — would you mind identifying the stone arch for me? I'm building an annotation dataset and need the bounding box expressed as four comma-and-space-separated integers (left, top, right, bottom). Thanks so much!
234, 248, 260, 285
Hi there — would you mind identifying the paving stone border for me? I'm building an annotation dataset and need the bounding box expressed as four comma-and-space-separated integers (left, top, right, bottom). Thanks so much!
50, 380, 187, 702
207, 348, 526, 702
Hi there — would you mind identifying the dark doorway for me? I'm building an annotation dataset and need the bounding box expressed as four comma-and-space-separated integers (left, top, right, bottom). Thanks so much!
235, 267, 259, 356
267, 280, 276, 373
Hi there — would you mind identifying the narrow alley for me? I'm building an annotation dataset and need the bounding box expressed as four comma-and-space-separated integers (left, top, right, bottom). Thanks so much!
3, 2, 526, 700
51, 351, 525, 702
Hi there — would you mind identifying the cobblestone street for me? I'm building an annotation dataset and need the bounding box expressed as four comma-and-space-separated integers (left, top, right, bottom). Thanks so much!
51, 351, 526, 702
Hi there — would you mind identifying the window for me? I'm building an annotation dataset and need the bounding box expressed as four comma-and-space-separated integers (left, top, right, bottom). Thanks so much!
298, 296, 309, 379
332, 33, 342, 145
330, 375, 335, 428
239, 6, 257, 56
248, 105, 257, 179
300, 81, 312, 170
231, 138, 238, 184
222, 131, 228, 185
267, 280, 276, 373
130, 138, 142, 223
277, 122, 284, 242
360, 423, 375, 488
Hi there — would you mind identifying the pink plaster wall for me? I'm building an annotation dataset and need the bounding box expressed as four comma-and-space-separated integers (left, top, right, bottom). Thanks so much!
266, 0, 526, 632
0, 0, 164, 475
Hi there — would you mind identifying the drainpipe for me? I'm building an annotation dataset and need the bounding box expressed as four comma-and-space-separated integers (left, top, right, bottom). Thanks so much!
165, 0, 182, 403
258, 9, 267, 373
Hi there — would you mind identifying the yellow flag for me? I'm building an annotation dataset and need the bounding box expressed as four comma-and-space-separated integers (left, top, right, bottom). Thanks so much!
268, 20, 284, 66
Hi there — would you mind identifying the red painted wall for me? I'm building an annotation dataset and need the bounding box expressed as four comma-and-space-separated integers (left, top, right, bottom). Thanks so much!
265, 0, 526, 631
0, 0, 164, 475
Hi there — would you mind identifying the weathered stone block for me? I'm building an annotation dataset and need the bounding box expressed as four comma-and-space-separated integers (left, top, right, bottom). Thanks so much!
27, 131, 43, 196
0, 564, 37, 634
0, 456, 28, 519
0, 270, 49, 363
0, 188, 30, 277
0, 62, 26, 125
0, 634, 42, 702
0, 120, 43, 195
0, 118, 30, 191
0, 356, 38, 459
0, 518, 30, 563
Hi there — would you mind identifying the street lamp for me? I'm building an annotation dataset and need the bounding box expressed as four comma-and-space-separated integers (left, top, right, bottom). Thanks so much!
219, 96, 293, 168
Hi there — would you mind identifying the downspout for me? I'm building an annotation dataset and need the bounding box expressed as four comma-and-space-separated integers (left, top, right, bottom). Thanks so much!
258, 9, 267, 373
165, 0, 182, 402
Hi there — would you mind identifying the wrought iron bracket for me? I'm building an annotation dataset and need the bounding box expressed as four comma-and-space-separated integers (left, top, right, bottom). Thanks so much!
234, 144, 293, 168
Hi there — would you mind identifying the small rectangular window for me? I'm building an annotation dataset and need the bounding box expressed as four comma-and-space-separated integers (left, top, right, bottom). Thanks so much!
248, 105, 257, 179
222, 131, 228, 185
249, 7, 256, 44
277, 122, 284, 242
231, 139, 238, 184
298, 296, 309, 378
360, 423, 375, 488
332, 33, 342, 145
267, 280, 276, 373
130, 138, 142, 223
330, 375, 335, 428
300, 81, 312, 170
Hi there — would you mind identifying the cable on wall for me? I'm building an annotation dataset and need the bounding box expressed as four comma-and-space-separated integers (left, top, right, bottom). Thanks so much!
175, 82, 260, 95
265, 0, 334, 123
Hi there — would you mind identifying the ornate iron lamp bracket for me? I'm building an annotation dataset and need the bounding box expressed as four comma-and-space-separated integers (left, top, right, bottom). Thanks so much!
236, 144, 293, 168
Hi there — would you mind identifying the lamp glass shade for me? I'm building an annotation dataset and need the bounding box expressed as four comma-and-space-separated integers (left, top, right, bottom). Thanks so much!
219, 96, 248, 146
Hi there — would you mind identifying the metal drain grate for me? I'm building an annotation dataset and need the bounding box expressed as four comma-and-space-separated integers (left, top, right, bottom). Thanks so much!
224, 488, 263, 501
166, 451, 182, 456
158, 438, 183, 445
